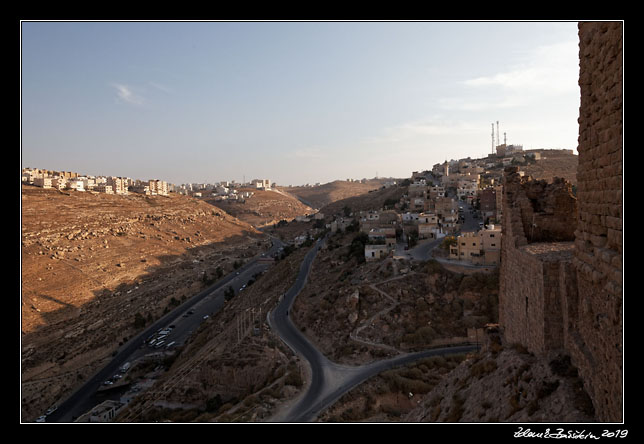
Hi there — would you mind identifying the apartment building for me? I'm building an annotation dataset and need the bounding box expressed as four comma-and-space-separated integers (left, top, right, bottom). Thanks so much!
95, 184, 114, 194
359, 210, 399, 233
434, 196, 458, 219
449, 225, 502, 265
148, 179, 169, 196
251, 179, 271, 190
329, 217, 354, 233
33, 177, 53, 189
107, 177, 128, 195
479, 187, 498, 222
418, 212, 440, 239
428, 185, 445, 200
408, 180, 428, 198
51, 177, 68, 190
456, 177, 479, 200
66, 179, 85, 191
479, 224, 501, 265
368, 227, 396, 248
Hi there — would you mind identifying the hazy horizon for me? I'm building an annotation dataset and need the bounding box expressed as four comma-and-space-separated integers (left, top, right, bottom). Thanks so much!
21, 21, 581, 186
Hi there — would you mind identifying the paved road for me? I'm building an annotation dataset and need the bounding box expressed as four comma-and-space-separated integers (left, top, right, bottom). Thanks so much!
45, 238, 284, 423
268, 235, 478, 422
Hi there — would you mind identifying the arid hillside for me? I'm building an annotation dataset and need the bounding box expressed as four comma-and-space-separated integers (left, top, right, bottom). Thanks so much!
205, 188, 313, 228
522, 149, 578, 185
21, 185, 267, 420
404, 335, 595, 422
280, 179, 395, 210
320, 184, 407, 217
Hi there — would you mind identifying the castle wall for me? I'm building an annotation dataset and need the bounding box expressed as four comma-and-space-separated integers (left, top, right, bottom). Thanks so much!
570, 21, 623, 422
500, 22, 623, 423
499, 169, 576, 355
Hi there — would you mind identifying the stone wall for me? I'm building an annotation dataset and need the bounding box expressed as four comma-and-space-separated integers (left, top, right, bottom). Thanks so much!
499, 169, 577, 355
570, 21, 623, 423
499, 22, 623, 423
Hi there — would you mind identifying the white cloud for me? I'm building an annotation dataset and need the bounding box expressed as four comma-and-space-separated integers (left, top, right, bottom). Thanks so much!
368, 117, 482, 144
438, 97, 520, 112
111, 83, 145, 106
463, 40, 579, 96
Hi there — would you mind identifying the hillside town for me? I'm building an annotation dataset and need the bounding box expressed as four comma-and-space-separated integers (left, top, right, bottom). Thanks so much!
314, 145, 573, 267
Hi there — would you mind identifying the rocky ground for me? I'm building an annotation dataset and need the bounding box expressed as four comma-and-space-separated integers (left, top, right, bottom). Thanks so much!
521, 149, 578, 186
404, 332, 596, 423
21, 185, 268, 421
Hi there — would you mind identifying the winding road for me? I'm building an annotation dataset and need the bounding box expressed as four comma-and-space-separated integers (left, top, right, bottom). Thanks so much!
267, 235, 477, 422
45, 239, 285, 423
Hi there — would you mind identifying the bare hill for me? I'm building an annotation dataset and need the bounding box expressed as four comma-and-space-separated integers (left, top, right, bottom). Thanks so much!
205, 188, 313, 228
21, 185, 266, 420
320, 184, 407, 217
522, 149, 578, 185
280, 179, 394, 210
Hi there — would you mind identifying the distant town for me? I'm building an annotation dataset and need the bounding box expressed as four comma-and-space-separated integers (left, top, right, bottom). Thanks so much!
21, 167, 379, 201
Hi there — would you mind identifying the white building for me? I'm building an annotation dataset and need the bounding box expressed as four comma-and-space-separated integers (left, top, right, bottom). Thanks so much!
251, 179, 271, 190
66, 179, 85, 191
33, 177, 53, 189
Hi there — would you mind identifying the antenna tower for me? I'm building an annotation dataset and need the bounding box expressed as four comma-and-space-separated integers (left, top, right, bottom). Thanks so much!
491, 123, 495, 154
496, 121, 500, 147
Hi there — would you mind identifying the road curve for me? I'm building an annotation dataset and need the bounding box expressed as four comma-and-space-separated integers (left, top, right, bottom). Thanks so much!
268, 235, 478, 422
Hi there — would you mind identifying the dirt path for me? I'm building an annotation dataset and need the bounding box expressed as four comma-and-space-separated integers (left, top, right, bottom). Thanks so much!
349, 273, 417, 354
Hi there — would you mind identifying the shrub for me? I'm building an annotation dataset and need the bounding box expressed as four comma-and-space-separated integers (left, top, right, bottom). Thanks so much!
285, 370, 303, 388
470, 359, 497, 379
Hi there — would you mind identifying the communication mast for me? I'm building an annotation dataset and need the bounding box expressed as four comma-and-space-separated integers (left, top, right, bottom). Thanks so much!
496, 121, 500, 147
504, 132, 507, 145
491, 123, 495, 154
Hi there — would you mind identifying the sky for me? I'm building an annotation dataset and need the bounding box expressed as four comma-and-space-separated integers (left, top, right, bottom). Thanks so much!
21, 21, 581, 186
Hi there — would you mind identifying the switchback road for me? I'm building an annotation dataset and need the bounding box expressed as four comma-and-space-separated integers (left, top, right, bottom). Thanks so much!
268, 235, 477, 422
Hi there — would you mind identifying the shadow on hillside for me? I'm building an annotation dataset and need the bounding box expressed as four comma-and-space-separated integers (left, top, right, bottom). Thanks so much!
22, 228, 267, 355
